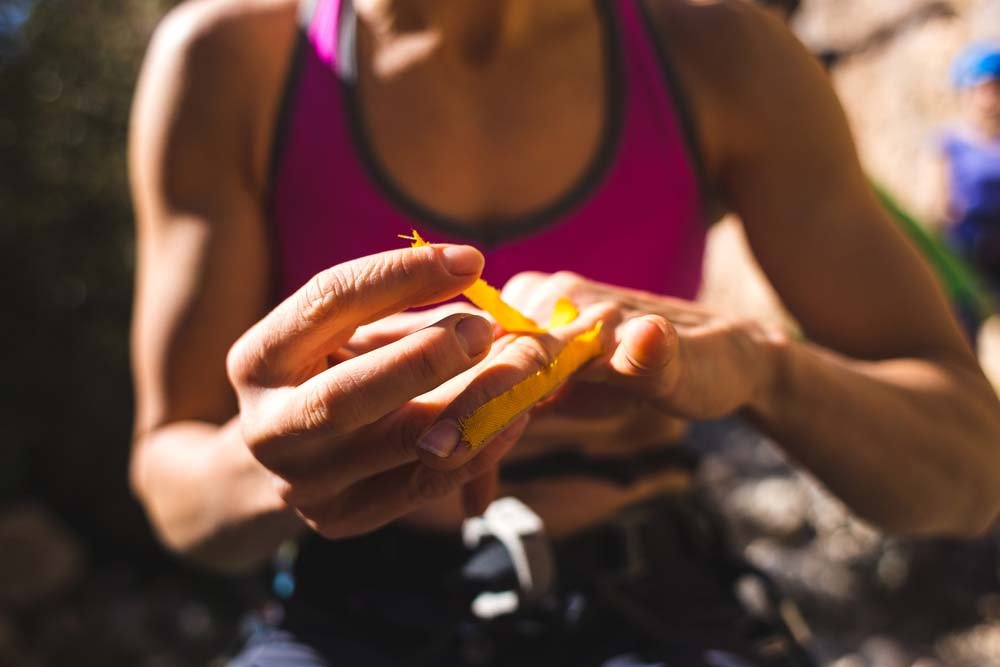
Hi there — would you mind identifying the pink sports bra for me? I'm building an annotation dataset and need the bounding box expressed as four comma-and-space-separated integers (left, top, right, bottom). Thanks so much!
269, 0, 708, 303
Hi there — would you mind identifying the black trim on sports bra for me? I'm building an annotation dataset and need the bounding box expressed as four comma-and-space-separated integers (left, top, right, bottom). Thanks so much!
264, 2, 317, 305
634, 0, 714, 223
265, 0, 317, 207
338, 0, 625, 248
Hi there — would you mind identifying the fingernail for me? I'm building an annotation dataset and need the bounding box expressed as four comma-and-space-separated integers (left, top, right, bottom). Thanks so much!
417, 420, 463, 458
441, 246, 484, 276
455, 316, 493, 357
639, 315, 671, 335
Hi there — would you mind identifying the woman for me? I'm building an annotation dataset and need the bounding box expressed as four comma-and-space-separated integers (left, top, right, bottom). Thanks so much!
128, 0, 1000, 665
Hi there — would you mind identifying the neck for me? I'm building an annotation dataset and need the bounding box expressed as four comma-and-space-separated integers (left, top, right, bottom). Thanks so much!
354, 0, 587, 66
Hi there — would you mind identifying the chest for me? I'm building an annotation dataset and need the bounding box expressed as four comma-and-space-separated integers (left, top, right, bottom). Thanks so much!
352, 15, 609, 226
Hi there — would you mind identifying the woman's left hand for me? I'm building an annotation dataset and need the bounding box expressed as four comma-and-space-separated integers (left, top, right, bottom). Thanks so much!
498, 271, 790, 422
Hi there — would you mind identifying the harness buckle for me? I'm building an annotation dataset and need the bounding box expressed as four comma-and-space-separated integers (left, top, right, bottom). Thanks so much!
463, 497, 556, 618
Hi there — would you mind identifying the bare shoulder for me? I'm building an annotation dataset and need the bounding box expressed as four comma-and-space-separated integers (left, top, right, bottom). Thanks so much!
641, 0, 805, 88
132, 0, 300, 205
141, 0, 298, 108
639, 0, 828, 180
150, 0, 298, 60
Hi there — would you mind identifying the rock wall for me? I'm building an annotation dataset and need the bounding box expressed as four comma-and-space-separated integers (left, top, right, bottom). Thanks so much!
798, 0, 1000, 219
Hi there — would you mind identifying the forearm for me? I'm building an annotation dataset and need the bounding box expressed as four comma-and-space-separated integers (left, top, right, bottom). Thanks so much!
750, 339, 1000, 536
131, 418, 305, 573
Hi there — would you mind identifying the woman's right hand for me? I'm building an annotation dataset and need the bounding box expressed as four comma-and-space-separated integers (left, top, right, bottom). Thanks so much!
225, 244, 529, 540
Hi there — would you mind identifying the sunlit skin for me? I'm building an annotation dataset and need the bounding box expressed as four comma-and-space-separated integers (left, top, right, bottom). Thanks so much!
129, 0, 1000, 572
965, 79, 1000, 139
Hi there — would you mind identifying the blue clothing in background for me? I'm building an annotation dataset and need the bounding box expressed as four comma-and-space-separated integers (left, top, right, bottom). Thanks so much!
952, 42, 1000, 89
940, 129, 1000, 290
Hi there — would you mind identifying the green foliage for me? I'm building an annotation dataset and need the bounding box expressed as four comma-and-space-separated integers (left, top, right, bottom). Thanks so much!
0, 0, 178, 549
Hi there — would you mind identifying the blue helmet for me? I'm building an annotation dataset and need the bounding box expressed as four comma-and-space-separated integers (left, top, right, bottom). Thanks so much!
953, 42, 1000, 89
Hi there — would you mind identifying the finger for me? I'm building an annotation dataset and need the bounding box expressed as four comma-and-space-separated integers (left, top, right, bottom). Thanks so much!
304, 415, 529, 540
262, 314, 494, 452
344, 303, 486, 355
265, 398, 435, 508
604, 315, 682, 401
461, 466, 500, 518
499, 271, 550, 317
414, 304, 620, 470
501, 271, 588, 324
228, 245, 484, 387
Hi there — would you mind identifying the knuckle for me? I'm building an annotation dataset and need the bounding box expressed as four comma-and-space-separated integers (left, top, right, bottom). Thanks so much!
393, 247, 425, 278
550, 271, 584, 294
301, 268, 351, 325
302, 371, 372, 437
326, 373, 371, 431
371, 250, 422, 295
508, 335, 557, 373
238, 402, 277, 458
589, 300, 625, 323
225, 335, 255, 387
404, 336, 457, 383
303, 384, 336, 434
504, 271, 547, 294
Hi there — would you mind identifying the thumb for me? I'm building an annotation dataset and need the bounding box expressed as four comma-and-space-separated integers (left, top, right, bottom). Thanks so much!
606, 315, 681, 398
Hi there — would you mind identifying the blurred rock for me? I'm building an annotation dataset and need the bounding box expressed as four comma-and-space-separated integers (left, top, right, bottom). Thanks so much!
861, 636, 910, 667
818, 522, 883, 565
876, 546, 912, 591
831, 655, 868, 667
0, 503, 86, 610
730, 476, 812, 542
744, 538, 861, 605
935, 623, 1000, 666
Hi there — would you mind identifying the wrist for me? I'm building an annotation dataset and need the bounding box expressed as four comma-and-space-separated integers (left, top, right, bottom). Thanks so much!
745, 325, 795, 422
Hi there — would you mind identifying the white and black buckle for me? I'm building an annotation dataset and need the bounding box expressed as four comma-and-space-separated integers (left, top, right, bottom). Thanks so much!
462, 497, 556, 619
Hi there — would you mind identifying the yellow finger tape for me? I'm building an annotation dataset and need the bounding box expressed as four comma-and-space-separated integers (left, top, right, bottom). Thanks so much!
458, 321, 603, 448
401, 230, 546, 333
400, 230, 604, 448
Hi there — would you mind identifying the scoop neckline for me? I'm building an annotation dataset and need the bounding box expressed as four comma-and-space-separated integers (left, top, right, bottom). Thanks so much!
336, 0, 625, 247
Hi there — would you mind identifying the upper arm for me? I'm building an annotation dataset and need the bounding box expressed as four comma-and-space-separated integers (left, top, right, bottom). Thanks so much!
692, 3, 972, 363
129, 1, 292, 436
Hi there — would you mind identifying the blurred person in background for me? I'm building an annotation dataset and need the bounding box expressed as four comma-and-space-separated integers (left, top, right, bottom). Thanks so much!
129, 0, 1000, 665
935, 43, 1000, 303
